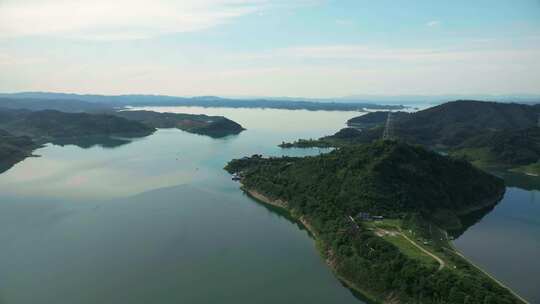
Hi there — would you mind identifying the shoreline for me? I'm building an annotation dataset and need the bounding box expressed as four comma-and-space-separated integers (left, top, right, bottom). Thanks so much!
242, 186, 385, 304
241, 184, 528, 304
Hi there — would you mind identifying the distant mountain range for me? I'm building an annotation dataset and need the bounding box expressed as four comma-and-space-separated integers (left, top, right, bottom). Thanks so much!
224, 94, 540, 105
0, 92, 405, 111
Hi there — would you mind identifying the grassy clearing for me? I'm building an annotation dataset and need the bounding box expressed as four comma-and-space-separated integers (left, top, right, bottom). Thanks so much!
364, 219, 458, 269
450, 147, 498, 168
363, 219, 438, 266
512, 161, 540, 176
381, 233, 438, 266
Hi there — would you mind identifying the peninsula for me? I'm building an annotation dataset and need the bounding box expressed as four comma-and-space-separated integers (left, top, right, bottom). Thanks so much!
114, 110, 245, 138
226, 141, 525, 304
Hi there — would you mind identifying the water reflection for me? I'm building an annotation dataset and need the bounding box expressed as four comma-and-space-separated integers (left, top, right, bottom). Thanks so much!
498, 171, 540, 192
449, 204, 497, 239
50, 135, 133, 149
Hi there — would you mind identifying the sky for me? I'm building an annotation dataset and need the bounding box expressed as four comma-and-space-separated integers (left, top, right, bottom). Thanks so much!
0, 0, 539, 98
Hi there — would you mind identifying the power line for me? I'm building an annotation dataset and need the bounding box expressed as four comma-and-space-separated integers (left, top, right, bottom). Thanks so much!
382, 112, 395, 140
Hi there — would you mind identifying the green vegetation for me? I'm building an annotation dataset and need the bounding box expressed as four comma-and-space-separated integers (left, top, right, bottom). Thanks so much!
226, 140, 522, 304
0, 108, 155, 172
347, 111, 410, 129
114, 110, 245, 138
513, 161, 540, 176
0, 129, 37, 174
279, 139, 334, 148
0, 107, 245, 173
282, 100, 540, 175
0, 109, 155, 140
453, 127, 540, 172
450, 147, 497, 168
280, 127, 382, 148
362, 219, 438, 266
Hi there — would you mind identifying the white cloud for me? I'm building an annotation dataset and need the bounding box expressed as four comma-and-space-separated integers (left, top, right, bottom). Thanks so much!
240, 43, 540, 67
426, 20, 441, 27
0, 0, 272, 40
1, 38, 539, 96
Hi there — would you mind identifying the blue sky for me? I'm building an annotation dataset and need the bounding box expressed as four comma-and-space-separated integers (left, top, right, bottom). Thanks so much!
0, 0, 539, 97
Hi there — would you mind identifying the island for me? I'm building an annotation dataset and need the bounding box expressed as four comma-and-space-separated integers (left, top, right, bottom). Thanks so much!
113, 110, 245, 138
281, 100, 540, 175
226, 140, 525, 304
0, 108, 156, 141
0, 107, 247, 172
0, 108, 156, 171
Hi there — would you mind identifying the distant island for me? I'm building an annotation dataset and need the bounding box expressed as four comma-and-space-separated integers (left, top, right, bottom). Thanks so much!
0, 92, 405, 112
114, 110, 245, 138
226, 140, 525, 304
0, 107, 245, 173
281, 100, 540, 175
0, 109, 155, 140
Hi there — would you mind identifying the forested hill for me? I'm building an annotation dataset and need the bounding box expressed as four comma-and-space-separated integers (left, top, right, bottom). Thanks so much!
455, 126, 540, 174
227, 140, 504, 227
346, 100, 540, 146
284, 100, 540, 174
347, 111, 410, 129
114, 110, 245, 138
0, 109, 155, 140
226, 141, 517, 304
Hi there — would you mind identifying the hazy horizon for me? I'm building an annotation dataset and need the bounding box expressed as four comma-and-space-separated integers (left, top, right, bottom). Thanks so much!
2, 91, 540, 105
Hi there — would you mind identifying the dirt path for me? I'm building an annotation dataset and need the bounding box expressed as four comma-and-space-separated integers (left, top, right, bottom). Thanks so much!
398, 229, 445, 271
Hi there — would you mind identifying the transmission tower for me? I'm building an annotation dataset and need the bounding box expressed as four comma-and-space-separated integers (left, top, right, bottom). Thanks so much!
382, 112, 395, 140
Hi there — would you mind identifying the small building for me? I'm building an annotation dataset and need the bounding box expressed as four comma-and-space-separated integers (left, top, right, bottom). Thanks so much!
372, 215, 384, 221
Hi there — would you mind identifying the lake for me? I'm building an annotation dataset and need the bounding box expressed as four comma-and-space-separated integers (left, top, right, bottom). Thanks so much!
0, 107, 538, 303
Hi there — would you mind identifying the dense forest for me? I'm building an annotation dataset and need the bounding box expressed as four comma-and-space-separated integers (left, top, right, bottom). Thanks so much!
454, 127, 540, 174
114, 110, 245, 138
226, 141, 521, 304
0, 109, 155, 140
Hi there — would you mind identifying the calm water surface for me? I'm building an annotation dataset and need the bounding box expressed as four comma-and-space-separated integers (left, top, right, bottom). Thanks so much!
0, 107, 538, 303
